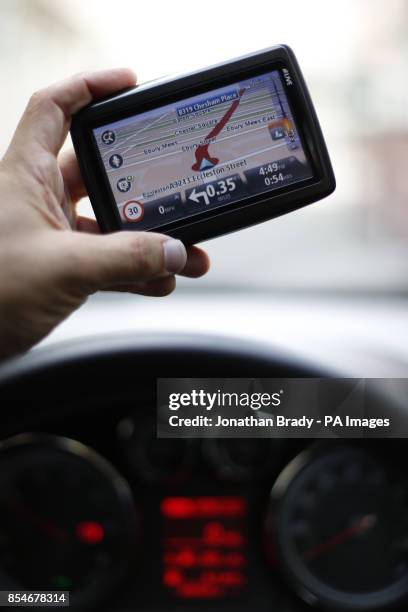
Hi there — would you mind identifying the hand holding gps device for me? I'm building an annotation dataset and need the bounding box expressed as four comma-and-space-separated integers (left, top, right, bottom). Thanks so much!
71, 46, 335, 244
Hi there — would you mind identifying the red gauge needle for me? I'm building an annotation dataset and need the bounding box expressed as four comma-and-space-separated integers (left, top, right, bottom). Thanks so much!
303, 514, 377, 561
7, 497, 70, 544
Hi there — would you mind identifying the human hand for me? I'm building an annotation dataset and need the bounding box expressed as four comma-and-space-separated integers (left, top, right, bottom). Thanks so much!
0, 69, 210, 360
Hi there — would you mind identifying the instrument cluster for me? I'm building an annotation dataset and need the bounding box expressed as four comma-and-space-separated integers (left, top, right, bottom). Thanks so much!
0, 405, 406, 612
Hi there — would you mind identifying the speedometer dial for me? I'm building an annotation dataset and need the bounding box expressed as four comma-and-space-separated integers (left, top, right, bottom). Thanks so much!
268, 446, 408, 610
0, 434, 137, 608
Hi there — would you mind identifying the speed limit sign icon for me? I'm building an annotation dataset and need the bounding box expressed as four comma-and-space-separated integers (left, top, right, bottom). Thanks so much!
123, 200, 144, 222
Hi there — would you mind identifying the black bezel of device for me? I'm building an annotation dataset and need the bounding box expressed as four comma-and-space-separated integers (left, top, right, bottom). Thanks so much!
71, 45, 335, 244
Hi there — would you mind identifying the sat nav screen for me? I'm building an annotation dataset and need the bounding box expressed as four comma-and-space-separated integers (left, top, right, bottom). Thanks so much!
93, 70, 313, 228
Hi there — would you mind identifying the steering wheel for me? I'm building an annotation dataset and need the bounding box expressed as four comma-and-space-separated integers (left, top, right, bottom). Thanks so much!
0, 332, 320, 405
0, 333, 404, 436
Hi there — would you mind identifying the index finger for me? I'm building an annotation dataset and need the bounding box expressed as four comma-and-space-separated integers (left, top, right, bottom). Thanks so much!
9, 69, 137, 157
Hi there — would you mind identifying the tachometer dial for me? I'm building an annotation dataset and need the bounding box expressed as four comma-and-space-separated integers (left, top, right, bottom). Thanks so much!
0, 434, 137, 608
268, 446, 408, 610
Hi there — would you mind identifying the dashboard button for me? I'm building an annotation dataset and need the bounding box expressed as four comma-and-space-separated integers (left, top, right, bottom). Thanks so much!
117, 415, 198, 483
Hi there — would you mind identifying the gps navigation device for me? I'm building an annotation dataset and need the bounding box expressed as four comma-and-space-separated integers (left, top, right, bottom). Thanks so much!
71, 46, 335, 244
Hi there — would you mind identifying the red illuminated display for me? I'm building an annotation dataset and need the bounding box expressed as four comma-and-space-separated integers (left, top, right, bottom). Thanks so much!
161, 496, 247, 599
75, 521, 104, 545
161, 496, 246, 519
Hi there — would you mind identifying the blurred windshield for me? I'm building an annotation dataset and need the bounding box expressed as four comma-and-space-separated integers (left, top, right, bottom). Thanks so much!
2, 0, 408, 292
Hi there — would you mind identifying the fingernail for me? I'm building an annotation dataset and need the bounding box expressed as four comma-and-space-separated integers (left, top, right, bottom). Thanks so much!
163, 239, 187, 273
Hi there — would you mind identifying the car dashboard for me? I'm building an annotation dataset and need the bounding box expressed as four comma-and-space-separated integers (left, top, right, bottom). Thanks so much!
3, 400, 408, 612
0, 333, 407, 612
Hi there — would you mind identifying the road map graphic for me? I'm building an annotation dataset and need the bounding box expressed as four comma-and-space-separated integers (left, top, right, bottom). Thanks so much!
94, 70, 313, 229
191, 87, 246, 172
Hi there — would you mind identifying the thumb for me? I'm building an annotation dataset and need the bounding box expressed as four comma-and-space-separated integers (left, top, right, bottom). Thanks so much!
63, 231, 187, 291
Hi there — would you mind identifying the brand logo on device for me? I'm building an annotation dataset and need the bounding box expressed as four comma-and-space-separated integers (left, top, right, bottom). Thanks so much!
282, 68, 293, 87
